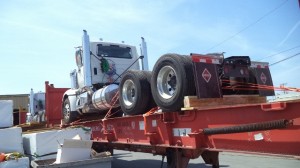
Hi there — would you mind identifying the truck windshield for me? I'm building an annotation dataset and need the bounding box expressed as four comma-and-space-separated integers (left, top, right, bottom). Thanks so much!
97, 44, 132, 59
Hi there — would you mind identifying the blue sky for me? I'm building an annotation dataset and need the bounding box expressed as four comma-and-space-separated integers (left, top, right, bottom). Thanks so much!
0, 0, 299, 95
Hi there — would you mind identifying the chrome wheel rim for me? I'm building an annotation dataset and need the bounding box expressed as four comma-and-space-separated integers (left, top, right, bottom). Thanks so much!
122, 79, 136, 106
157, 66, 177, 99
63, 102, 70, 120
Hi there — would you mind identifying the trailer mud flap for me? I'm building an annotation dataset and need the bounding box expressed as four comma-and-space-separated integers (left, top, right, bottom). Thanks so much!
192, 54, 222, 98
252, 67, 275, 96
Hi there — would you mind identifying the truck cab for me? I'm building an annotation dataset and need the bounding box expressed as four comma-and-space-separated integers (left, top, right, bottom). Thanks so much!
62, 30, 143, 123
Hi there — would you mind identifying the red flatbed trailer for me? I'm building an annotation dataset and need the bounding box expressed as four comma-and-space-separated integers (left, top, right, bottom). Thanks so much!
45, 82, 300, 168
45, 53, 300, 168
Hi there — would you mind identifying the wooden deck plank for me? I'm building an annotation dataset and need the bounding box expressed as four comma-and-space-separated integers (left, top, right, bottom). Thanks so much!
183, 95, 267, 109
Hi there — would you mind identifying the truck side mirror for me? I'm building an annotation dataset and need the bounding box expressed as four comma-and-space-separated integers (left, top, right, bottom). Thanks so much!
75, 49, 83, 68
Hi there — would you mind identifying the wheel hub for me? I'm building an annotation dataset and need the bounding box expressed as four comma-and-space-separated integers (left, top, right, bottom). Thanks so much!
64, 103, 70, 120
122, 80, 137, 106
157, 66, 177, 99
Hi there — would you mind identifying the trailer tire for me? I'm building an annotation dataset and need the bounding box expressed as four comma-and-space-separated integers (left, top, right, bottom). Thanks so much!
120, 70, 152, 115
151, 54, 195, 112
62, 98, 79, 124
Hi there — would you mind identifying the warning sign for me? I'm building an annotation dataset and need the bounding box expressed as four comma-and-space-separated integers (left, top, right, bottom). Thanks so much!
202, 68, 212, 83
260, 72, 267, 84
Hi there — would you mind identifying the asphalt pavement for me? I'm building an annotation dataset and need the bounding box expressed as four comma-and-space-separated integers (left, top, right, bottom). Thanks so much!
111, 150, 300, 168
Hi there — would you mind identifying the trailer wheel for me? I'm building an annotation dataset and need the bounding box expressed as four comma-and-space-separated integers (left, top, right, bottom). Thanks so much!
151, 54, 195, 112
120, 70, 152, 115
62, 98, 78, 124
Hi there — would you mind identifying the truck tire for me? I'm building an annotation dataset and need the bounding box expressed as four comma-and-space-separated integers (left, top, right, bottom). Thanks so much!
119, 70, 152, 115
62, 98, 79, 124
143, 71, 157, 111
151, 54, 195, 112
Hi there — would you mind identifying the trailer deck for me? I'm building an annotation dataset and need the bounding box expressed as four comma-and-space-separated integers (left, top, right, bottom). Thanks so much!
45, 81, 300, 168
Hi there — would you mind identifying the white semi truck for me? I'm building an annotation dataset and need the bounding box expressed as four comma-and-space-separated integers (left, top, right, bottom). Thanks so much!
62, 30, 274, 124
62, 30, 150, 123
27, 89, 45, 123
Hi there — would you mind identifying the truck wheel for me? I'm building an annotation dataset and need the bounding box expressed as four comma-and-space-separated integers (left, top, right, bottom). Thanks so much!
143, 71, 157, 111
62, 98, 78, 124
120, 70, 152, 115
151, 54, 195, 112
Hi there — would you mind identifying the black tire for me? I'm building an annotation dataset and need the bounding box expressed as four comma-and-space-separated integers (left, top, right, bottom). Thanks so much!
151, 54, 195, 112
62, 98, 79, 124
143, 71, 157, 111
119, 70, 152, 115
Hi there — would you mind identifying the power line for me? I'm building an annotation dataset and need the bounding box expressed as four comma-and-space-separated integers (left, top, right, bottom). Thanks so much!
257, 44, 300, 61
205, 0, 289, 52
270, 52, 300, 66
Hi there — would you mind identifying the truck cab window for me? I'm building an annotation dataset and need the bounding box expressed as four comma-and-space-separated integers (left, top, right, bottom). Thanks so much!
97, 44, 132, 59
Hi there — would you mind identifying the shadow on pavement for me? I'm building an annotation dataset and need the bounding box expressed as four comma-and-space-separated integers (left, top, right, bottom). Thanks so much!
111, 151, 229, 168
112, 157, 229, 168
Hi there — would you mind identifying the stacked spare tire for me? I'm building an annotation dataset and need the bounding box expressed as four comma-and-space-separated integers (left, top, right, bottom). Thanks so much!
119, 54, 196, 115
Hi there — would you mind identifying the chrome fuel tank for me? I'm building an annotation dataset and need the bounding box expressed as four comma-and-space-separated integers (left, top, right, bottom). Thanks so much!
92, 84, 119, 110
